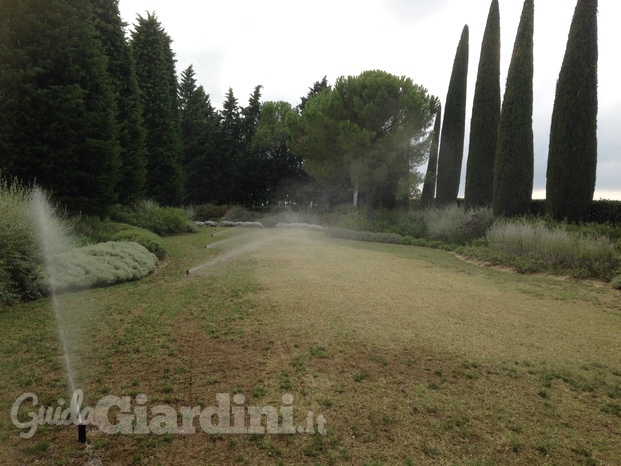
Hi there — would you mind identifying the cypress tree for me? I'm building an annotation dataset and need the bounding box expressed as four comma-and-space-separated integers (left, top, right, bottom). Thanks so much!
92, 0, 147, 205
493, 0, 534, 217
436, 25, 469, 204
0, 0, 120, 215
546, 0, 598, 222
421, 104, 442, 205
130, 13, 184, 206
464, 0, 501, 206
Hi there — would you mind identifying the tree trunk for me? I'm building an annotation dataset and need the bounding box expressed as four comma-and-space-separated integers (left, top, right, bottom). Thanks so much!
365, 185, 375, 221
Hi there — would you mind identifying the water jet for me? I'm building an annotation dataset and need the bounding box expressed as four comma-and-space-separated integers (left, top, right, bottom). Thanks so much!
30, 187, 84, 442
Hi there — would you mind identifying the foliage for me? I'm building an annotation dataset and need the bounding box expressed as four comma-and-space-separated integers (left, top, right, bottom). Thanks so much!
398, 236, 460, 251
424, 203, 493, 244
190, 203, 231, 221
108, 200, 191, 235
0, 178, 42, 305
436, 26, 469, 204
588, 200, 621, 224
233, 85, 267, 206
464, 0, 501, 206
92, 0, 147, 205
47, 241, 157, 292
291, 70, 436, 219
70, 216, 130, 244
259, 208, 322, 229
250, 100, 308, 204
484, 219, 619, 279
111, 228, 167, 260
493, 0, 534, 217
325, 227, 402, 244
179, 65, 223, 205
298, 76, 331, 112
223, 205, 259, 222
0, 0, 120, 215
336, 207, 427, 238
546, 0, 598, 222
71, 215, 172, 259
420, 104, 442, 205
131, 13, 184, 206
531, 199, 621, 224
219, 88, 243, 203
612, 275, 621, 290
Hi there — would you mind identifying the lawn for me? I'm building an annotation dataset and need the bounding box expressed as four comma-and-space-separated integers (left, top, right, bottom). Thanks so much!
1, 227, 620, 465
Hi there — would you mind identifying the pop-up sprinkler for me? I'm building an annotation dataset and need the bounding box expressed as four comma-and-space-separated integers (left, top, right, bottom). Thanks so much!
78, 423, 86, 443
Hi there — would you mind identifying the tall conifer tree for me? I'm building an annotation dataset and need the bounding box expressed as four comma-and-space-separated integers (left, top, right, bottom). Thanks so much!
421, 104, 442, 205
493, 0, 534, 217
0, 0, 120, 215
179, 65, 221, 204
131, 13, 184, 206
464, 0, 501, 206
92, 0, 147, 204
436, 25, 469, 204
546, 0, 598, 222
220, 88, 242, 204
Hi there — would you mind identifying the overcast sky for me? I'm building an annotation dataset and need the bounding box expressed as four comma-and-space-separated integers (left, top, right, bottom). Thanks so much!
119, 0, 620, 200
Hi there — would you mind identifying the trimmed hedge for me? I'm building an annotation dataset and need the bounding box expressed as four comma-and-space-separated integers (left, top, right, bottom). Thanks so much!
530, 199, 621, 224
325, 227, 402, 244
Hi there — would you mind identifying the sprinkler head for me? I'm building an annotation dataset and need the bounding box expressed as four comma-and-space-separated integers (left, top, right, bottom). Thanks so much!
78, 423, 86, 443
186, 269, 190, 275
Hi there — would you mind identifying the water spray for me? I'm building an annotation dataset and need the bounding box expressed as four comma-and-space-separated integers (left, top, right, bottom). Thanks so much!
31, 188, 87, 444
186, 230, 276, 275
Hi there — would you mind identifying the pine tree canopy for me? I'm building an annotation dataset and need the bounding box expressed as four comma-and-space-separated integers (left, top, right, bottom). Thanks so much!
291, 70, 436, 219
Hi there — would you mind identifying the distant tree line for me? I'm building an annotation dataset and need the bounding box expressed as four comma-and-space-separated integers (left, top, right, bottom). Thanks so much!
0, 0, 599, 222
0, 0, 305, 215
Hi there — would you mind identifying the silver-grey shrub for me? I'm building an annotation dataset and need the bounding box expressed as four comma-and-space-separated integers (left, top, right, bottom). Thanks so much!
48, 241, 157, 292
0, 177, 42, 304
486, 219, 619, 278
424, 203, 493, 243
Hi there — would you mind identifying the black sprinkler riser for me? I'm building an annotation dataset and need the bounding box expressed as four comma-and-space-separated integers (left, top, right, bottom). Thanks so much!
78, 423, 86, 443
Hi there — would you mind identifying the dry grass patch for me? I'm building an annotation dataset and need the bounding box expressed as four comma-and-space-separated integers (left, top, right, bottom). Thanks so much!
1, 228, 621, 465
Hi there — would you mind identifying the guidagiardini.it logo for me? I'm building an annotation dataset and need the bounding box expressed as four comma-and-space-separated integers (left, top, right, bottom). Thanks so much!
11, 390, 327, 439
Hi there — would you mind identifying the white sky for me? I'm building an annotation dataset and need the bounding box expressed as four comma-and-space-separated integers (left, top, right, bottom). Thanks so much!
119, 0, 620, 199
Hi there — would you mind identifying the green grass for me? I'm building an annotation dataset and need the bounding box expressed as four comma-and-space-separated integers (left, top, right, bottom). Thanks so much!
1, 227, 621, 464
